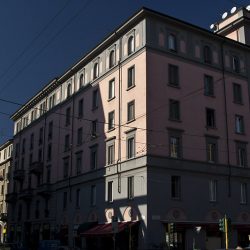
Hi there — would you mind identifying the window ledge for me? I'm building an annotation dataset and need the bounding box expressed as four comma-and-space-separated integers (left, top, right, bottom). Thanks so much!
107, 127, 115, 133
92, 107, 98, 111
240, 202, 247, 205
167, 84, 180, 89
169, 118, 182, 123
127, 119, 136, 124
235, 132, 245, 135
206, 126, 217, 130
108, 97, 115, 102
233, 101, 243, 105
127, 85, 136, 91
204, 94, 216, 98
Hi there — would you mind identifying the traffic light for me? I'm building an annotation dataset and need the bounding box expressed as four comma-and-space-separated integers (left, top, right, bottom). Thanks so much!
219, 218, 225, 232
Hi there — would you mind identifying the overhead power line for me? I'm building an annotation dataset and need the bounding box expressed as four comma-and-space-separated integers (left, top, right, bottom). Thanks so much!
0, 0, 71, 89
0, 0, 94, 94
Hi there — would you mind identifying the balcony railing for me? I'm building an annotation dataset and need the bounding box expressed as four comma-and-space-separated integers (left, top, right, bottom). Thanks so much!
29, 161, 43, 175
19, 188, 33, 201
37, 183, 51, 198
13, 169, 25, 181
5, 192, 17, 203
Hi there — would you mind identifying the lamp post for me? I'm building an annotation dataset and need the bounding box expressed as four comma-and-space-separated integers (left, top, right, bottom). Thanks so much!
193, 226, 202, 250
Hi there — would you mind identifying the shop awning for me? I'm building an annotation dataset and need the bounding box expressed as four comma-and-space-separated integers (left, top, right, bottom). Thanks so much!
77, 222, 98, 234
81, 221, 139, 237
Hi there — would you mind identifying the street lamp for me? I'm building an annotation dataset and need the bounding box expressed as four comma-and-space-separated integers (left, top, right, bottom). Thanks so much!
193, 226, 202, 250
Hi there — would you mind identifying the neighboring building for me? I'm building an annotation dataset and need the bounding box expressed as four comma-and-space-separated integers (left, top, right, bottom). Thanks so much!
0, 140, 12, 243
7, 6, 250, 250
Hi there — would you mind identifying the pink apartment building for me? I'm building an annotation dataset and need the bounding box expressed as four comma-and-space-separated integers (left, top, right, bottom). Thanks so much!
6, 6, 250, 250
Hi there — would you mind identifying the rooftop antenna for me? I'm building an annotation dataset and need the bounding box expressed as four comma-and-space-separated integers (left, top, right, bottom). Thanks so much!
222, 12, 228, 19
230, 6, 237, 14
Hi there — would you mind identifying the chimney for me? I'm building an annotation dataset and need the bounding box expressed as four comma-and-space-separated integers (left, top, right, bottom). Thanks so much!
210, 6, 250, 45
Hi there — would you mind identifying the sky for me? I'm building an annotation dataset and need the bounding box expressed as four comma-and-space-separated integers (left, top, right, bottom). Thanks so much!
0, 0, 249, 145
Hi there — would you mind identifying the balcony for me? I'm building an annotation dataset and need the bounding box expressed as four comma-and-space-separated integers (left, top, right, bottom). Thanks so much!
37, 183, 51, 198
30, 161, 43, 175
0, 213, 7, 222
19, 188, 33, 201
5, 192, 17, 203
13, 169, 25, 181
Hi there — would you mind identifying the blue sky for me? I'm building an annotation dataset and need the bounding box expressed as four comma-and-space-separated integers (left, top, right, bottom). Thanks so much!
0, 0, 248, 145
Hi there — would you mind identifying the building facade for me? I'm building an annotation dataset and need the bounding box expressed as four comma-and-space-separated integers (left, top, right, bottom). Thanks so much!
7, 6, 250, 250
0, 140, 12, 243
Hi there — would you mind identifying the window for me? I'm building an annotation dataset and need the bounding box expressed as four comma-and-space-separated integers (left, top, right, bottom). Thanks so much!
240, 183, 247, 204
236, 142, 247, 167
76, 189, 80, 207
206, 108, 216, 128
127, 100, 135, 122
128, 35, 134, 55
79, 73, 84, 88
92, 89, 98, 109
65, 107, 71, 126
108, 111, 115, 130
233, 83, 243, 104
78, 99, 84, 118
64, 134, 70, 151
90, 185, 96, 206
128, 176, 134, 199
127, 66, 135, 89
204, 75, 214, 96
107, 143, 115, 165
63, 157, 70, 178
169, 99, 180, 121
67, 83, 72, 98
38, 149, 42, 162
127, 136, 135, 159
235, 115, 244, 134
46, 168, 51, 183
15, 143, 20, 158
77, 127, 83, 145
209, 180, 217, 202
108, 79, 115, 100
39, 127, 44, 145
30, 133, 34, 150
91, 120, 97, 138
204, 45, 212, 64
39, 101, 47, 116
76, 152, 82, 175
170, 136, 181, 158
168, 34, 177, 51
171, 176, 181, 199
93, 62, 99, 79
35, 201, 39, 218
48, 121, 53, 140
232, 56, 240, 73
168, 64, 179, 86
63, 192, 67, 209
48, 94, 55, 109
107, 181, 113, 202
90, 146, 98, 170
29, 153, 33, 165
206, 136, 218, 163
109, 50, 115, 68
31, 109, 37, 122
47, 143, 52, 161
22, 139, 26, 154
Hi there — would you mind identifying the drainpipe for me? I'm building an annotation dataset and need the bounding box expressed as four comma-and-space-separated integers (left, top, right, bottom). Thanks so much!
117, 36, 122, 194
220, 40, 231, 197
